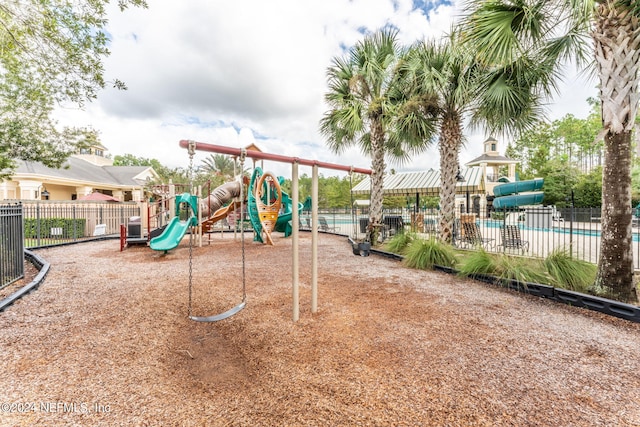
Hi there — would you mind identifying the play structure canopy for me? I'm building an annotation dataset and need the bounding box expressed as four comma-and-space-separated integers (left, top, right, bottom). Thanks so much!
351, 167, 483, 197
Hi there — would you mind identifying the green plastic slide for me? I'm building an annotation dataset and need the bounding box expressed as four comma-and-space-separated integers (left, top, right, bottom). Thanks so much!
149, 216, 195, 252
150, 192, 198, 252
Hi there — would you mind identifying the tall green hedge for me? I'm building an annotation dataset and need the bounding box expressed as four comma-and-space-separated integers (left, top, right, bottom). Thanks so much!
24, 218, 86, 239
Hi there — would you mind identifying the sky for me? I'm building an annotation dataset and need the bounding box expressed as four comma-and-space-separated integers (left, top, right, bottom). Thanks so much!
54, 0, 598, 179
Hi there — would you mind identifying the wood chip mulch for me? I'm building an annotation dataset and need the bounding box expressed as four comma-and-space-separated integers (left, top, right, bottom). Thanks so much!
1, 233, 639, 426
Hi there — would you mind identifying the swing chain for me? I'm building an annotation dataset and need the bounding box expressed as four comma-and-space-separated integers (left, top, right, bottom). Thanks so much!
240, 148, 247, 302
188, 224, 193, 317
188, 140, 196, 193
187, 140, 196, 316
348, 167, 356, 239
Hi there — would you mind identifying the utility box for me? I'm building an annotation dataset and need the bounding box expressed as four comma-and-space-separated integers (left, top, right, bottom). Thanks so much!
128, 216, 142, 238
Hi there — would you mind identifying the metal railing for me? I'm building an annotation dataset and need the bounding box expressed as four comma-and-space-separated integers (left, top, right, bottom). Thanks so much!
14, 201, 141, 248
314, 205, 640, 270
1, 203, 24, 288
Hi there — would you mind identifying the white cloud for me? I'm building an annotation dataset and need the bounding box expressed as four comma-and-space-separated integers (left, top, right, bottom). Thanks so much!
54, 0, 597, 180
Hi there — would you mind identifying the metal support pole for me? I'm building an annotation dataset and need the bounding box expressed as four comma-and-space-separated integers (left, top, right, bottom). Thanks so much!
466, 191, 470, 214
292, 162, 299, 322
197, 185, 203, 248
36, 202, 41, 247
570, 190, 575, 257
311, 164, 319, 313
169, 181, 176, 221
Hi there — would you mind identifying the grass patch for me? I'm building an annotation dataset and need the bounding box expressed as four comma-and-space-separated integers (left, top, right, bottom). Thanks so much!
384, 231, 417, 254
493, 255, 548, 286
457, 248, 496, 277
386, 239, 603, 298
403, 237, 457, 270
544, 249, 596, 293
459, 249, 548, 287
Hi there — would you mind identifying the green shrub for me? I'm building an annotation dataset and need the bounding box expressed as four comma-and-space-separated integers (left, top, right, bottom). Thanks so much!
403, 237, 457, 270
544, 249, 596, 292
384, 230, 416, 254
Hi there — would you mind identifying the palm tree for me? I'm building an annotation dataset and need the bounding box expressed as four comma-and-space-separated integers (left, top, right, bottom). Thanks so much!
462, 0, 640, 301
200, 154, 236, 180
400, 31, 544, 244
400, 36, 475, 243
320, 28, 435, 244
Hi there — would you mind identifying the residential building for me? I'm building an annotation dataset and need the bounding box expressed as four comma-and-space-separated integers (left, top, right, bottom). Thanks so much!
1, 144, 159, 201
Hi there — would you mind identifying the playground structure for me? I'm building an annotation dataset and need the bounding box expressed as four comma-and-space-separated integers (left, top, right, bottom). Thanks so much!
148, 167, 303, 252
247, 167, 303, 245
178, 139, 371, 322
148, 181, 242, 252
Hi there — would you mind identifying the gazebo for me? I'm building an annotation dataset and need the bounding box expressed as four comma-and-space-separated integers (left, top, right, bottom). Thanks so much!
350, 167, 484, 212
465, 137, 519, 196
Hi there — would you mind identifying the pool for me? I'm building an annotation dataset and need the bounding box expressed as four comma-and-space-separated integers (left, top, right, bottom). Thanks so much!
481, 219, 640, 242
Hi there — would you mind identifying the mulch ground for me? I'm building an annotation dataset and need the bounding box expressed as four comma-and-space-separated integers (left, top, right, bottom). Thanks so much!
1, 232, 639, 426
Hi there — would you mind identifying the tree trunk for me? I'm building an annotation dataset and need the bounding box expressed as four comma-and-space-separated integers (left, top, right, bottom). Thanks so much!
438, 115, 463, 244
368, 119, 386, 245
593, 3, 639, 301
596, 131, 634, 300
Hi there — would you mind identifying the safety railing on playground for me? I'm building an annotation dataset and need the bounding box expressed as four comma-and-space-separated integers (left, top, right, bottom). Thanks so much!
1, 203, 24, 289
14, 200, 141, 249
312, 206, 640, 270
148, 182, 191, 234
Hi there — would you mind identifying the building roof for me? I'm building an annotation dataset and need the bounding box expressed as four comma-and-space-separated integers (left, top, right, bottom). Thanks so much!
351, 167, 483, 196
13, 157, 156, 187
465, 153, 518, 166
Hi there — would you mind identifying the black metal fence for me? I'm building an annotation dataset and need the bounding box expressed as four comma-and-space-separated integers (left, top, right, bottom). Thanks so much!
314, 206, 640, 269
19, 201, 141, 248
1, 203, 24, 288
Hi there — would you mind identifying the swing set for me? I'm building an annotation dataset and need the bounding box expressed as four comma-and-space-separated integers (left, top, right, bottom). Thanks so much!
186, 142, 248, 322
180, 139, 371, 322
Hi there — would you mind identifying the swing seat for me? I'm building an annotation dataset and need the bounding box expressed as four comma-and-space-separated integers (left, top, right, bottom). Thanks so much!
185, 141, 247, 323
189, 301, 246, 323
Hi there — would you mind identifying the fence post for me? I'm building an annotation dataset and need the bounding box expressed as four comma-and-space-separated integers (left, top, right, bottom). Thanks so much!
36, 202, 41, 247
0, 203, 25, 288
73, 205, 77, 241
569, 191, 575, 257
